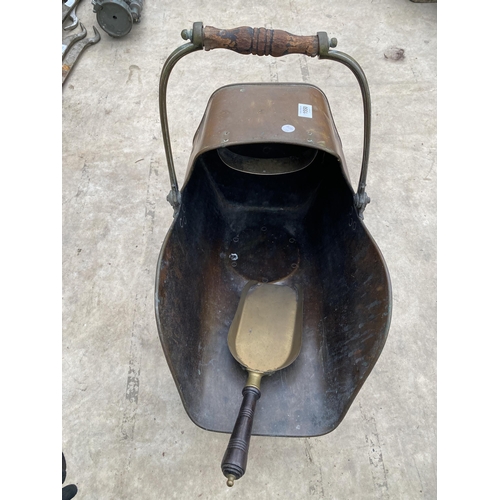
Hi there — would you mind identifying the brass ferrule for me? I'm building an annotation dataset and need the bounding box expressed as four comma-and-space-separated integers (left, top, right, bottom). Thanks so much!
245, 371, 263, 390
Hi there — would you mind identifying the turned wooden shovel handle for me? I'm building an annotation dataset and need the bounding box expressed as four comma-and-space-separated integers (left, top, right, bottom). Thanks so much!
221, 386, 261, 486
202, 26, 319, 57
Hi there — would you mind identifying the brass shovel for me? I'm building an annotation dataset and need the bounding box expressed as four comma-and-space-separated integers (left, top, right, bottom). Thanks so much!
222, 281, 303, 486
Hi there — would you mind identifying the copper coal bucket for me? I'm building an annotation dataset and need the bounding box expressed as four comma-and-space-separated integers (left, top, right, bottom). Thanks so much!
155, 23, 392, 486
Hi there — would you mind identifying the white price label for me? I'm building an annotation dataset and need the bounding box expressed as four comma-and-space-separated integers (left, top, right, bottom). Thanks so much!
298, 103, 313, 118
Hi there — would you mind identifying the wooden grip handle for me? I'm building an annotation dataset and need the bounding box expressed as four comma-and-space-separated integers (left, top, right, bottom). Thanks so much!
203, 26, 319, 57
221, 386, 261, 486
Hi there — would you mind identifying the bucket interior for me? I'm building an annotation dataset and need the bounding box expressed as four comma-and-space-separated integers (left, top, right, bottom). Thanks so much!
156, 145, 391, 437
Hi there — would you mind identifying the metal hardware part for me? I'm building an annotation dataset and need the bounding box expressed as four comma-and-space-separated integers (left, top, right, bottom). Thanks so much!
62, 0, 82, 23
92, 0, 144, 37
62, 23, 87, 60
225, 474, 237, 488
159, 23, 372, 219
63, 8, 79, 31
180, 29, 192, 41
159, 22, 204, 213
62, 26, 101, 86
245, 372, 263, 391
317, 31, 372, 218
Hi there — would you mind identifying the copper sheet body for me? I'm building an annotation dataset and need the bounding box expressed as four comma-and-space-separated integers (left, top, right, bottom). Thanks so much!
187, 83, 350, 183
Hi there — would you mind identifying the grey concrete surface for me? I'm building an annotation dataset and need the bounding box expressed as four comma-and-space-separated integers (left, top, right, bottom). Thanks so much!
62, 0, 436, 498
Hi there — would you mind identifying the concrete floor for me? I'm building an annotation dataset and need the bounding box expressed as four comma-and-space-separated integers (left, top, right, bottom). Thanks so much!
62, 0, 436, 498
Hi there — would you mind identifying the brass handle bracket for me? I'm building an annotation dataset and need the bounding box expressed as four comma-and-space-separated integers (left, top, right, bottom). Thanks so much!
317, 31, 372, 219
159, 22, 204, 216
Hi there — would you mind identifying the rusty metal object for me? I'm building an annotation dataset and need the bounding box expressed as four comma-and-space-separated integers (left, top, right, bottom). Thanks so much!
92, 0, 144, 37
62, 27, 101, 86
62, 0, 82, 23
62, 23, 87, 60
63, 9, 79, 31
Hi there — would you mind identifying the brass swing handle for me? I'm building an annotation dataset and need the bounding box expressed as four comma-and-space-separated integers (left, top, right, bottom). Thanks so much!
163, 23, 371, 219
202, 26, 320, 57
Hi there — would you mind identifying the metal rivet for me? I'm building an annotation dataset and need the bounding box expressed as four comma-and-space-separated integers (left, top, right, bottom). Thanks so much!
291, 263, 298, 269
181, 29, 192, 41
261, 226, 267, 232
233, 237, 239, 243
289, 238, 295, 243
